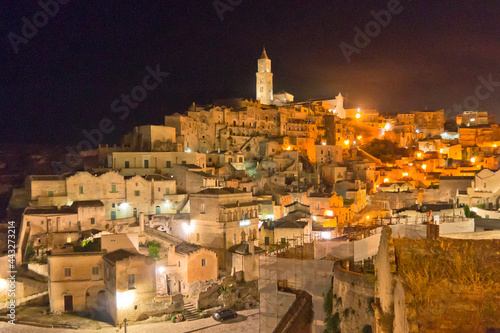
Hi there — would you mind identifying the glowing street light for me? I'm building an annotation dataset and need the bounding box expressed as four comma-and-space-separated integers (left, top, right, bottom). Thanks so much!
384, 123, 391, 131
344, 140, 350, 146
384, 178, 389, 183
471, 157, 476, 163
422, 164, 427, 170
355, 113, 361, 119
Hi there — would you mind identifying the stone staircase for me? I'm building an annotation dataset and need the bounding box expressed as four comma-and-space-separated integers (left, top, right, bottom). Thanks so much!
184, 300, 200, 321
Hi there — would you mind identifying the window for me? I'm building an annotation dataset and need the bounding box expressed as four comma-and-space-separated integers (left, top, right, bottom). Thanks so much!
135, 190, 140, 196
48, 191, 53, 197
26, 221, 30, 227
197, 233, 200, 242
64, 268, 71, 277
90, 218, 95, 225
166, 161, 171, 168
166, 188, 170, 195
125, 161, 130, 168
128, 274, 135, 289
111, 185, 117, 193
79, 186, 84, 194
182, 161, 187, 165
201, 259, 206, 267
92, 267, 99, 275
178, 261, 181, 267
201, 203, 205, 214
281, 238, 286, 245
112, 203, 116, 208
233, 234, 236, 244
265, 237, 269, 245
144, 160, 149, 168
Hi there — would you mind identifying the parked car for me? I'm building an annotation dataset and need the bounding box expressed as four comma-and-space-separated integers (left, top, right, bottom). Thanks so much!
212, 308, 237, 322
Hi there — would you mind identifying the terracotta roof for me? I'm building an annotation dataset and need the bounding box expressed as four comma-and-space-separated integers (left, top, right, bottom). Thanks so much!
103, 249, 140, 263
175, 242, 202, 255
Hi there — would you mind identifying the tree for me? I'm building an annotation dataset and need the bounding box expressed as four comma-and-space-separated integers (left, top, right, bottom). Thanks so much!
148, 241, 161, 260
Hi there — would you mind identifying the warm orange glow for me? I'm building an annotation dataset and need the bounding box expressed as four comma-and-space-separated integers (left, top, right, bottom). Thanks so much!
439, 148, 443, 153
384, 178, 389, 183
355, 113, 361, 119
402, 172, 409, 177
422, 164, 427, 170
325, 210, 334, 217
366, 216, 370, 220
358, 135, 362, 139
287, 146, 291, 150
471, 157, 476, 163
344, 140, 350, 145
384, 123, 391, 131
417, 152, 422, 158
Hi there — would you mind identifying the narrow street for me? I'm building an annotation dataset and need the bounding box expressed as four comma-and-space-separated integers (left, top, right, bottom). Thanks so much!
0, 308, 260, 333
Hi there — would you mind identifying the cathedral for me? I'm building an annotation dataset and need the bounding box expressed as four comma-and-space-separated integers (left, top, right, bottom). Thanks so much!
255, 48, 345, 118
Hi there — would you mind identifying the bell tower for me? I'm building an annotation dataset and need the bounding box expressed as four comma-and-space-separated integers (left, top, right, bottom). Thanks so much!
256, 48, 273, 105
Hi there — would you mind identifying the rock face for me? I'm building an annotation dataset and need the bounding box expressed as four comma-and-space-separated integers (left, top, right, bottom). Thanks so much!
332, 264, 375, 333
196, 277, 259, 311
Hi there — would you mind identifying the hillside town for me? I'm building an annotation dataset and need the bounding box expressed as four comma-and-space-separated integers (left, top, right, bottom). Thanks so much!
1, 49, 500, 333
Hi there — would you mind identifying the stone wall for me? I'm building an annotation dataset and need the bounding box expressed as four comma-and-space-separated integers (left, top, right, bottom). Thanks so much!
332, 264, 375, 333
274, 290, 312, 333
28, 263, 48, 277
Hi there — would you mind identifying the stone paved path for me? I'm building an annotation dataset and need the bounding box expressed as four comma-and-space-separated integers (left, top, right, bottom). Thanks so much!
0, 308, 260, 333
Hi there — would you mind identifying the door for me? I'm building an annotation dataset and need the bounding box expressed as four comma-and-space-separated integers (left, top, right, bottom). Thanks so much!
133, 209, 138, 219
64, 295, 73, 312
167, 278, 173, 295
144, 160, 149, 168
178, 281, 182, 293
156, 206, 161, 214
111, 211, 116, 220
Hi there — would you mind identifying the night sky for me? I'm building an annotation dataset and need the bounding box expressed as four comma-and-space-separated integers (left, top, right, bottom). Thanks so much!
1, 0, 499, 145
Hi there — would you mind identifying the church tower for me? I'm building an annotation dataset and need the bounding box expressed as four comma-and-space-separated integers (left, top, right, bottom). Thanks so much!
256, 48, 273, 105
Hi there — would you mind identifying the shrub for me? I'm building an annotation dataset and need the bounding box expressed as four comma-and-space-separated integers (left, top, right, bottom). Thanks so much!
148, 241, 161, 260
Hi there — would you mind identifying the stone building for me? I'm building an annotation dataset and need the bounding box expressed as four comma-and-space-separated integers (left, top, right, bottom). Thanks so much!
189, 188, 259, 269
48, 252, 106, 313
103, 249, 156, 325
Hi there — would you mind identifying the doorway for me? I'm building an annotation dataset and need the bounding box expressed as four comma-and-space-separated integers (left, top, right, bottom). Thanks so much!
64, 295, 73, 312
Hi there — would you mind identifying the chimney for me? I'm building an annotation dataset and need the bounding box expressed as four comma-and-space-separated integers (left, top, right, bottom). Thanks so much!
139, 212, 145, 233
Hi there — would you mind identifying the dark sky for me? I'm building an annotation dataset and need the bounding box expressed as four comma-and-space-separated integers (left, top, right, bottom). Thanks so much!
1, 0, 500, 145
